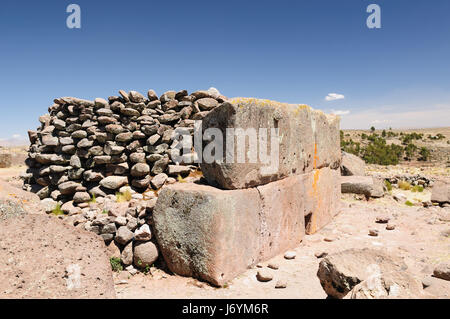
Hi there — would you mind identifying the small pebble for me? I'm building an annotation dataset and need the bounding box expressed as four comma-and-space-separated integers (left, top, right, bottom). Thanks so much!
369, 229, 379, 237
275, 280, 287, 289
267, 262, 279, 270
323, 237, 335, 242
256, 270, 273, 282
386, 224, 396, 230
256, 263, 263, 268
284, 251, 296, 260
375, 216, 390, 224
314, 251, 328, 258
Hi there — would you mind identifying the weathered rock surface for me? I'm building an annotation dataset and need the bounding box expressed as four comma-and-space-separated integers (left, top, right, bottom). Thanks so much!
433, 263, 450, 281
0, 214, 116, 298
431, 181, 450, 205
340, 152, 365, 176
317, 248, 424, 299
153, 167, 340, 286
133, 241, 158, 268
200, 98, 341, 190
341, 176, 384, 198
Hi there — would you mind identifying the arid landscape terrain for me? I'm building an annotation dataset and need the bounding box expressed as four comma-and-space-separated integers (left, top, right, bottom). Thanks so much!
0, 125, 449, 299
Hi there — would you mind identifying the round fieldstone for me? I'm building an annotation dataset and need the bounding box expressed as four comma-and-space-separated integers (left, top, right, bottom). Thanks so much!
133, 241, 158, 268
100, 176, 129, 190
131, 163, 150, 177
73, 191, 91, 204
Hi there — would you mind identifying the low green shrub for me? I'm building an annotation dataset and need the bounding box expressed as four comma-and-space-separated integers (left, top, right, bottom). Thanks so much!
110, 257, 123, 272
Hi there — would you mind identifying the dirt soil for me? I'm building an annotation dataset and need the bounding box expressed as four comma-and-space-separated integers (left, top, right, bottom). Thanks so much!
0, 178, 116, 298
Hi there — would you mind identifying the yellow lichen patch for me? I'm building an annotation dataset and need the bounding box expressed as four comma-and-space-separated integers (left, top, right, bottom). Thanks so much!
228, 97, 312, 113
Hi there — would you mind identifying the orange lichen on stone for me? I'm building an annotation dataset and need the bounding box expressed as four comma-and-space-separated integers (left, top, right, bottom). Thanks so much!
307, 143, 322, 234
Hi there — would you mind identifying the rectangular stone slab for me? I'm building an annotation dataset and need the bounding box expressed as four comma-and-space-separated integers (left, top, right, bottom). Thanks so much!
200, 98, 341, 190
153, 167, 341, 286
303, 167, 341, 234
153, 183, 262, 286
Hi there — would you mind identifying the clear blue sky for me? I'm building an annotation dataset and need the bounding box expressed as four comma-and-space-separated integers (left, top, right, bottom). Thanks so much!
1, 0, 449, 143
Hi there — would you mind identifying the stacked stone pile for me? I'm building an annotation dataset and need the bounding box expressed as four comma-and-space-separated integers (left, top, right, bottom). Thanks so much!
22, 87, 226, 203
21, 87, 226, 271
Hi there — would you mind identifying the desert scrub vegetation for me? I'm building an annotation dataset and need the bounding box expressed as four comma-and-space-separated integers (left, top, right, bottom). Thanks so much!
51, 203, 64, 216
398, 180, 412, 191
419, 147, 431, 161
116, 190, 132, 202
405, 200, 414, 207
110, 257, 123, 272
384, 180, 393, 192
428, 133, 445, 140
340, 129, 433, 165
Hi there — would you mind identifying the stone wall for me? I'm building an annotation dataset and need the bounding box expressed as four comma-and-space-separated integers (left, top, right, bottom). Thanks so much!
22, 87, 226, 272
23, 87, 226, 201
23, 91, 342, 283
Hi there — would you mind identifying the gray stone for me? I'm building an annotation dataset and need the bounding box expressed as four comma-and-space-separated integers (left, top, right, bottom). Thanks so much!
151, 157, 169, 175
256, 270, 273, 282
341, 152, 366, 176
167, 165, 190, 177
196, 98, 219, 111
129, 91, 146, 103
73, 192, 91, 204
201, 98, 340, 189
130, 152, 146, 163
431, 181, 450, 204
100, 176, 129, 190
341, 176, 384, 198
151, 173, 168, 189
134, 224, 151, 242
115, 226, 134, 245
77, 138, 93, 148
433, 263, 450, 281
121, 242, 134, 266
116, 132, 133, 142
58, 181, 82, 195
131, 163, 150, 177
71, 130, 87, 139
42, 135, 59, 147
133, 242, 159, 268
41, 198, 58, 213
317, 248, 424, 299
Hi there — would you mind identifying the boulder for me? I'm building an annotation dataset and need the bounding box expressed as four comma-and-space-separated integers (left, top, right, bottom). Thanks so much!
153, 183, 261, 286
200, 98, 340, 189
341, 176, 384, 198
341, 152, 365, 176
317, 248, 424, 299
433, 263, 450, 281
133, 241, 158, 268
431, 181, 450, 204
153, 167, 340, 286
